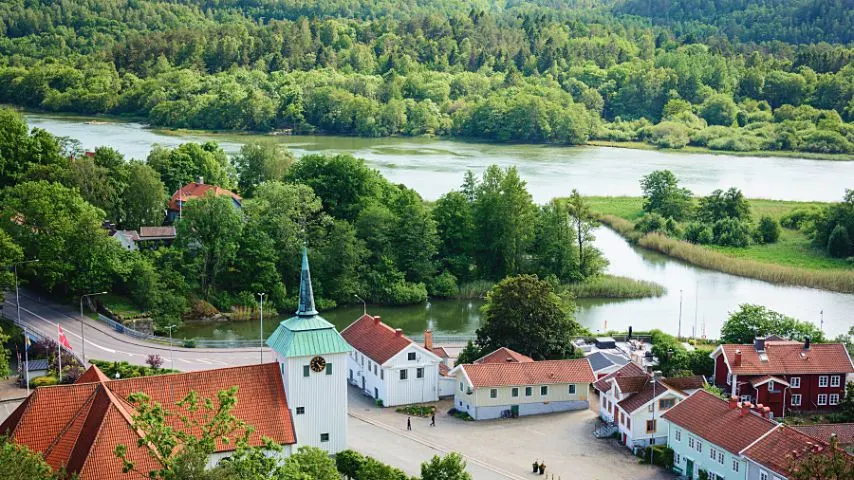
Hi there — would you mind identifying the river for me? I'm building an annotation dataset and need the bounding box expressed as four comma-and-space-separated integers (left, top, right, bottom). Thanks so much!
24, 113, 854, 339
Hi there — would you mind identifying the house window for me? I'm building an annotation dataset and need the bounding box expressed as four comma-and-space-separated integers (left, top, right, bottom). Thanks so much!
512, 387, 519, 397
303, 365, 310, 377
320, 433, 329, 442
281, 364, 285, 375
819, 376, 829, 387
675, 453, 681, 465
648, 404, 654, 413
525, 387, 532, 396
400, 369, 408, 380
688, 437, 694, 449
568, 384, 576, 395
408, 352, 416, 361
791, 394, 802, 406
710, 447, 717, 460
349, 369, 353, 380
830, 375, 841, 387
374, 365, 377, 375
767, 380, 775, 392
296, 407, 305, 415
627, 417, 631, 429
646, 420, 656, 433
740, 395, 752, 403
790, 377, 800, 388
732, 460, 739, 472
381, 370, 384, 380
830, 394, 840, 405
760, 470, 769, 480
818, 394, 828, 405
460, 382, 464, 392
726, 372, 732, 385
540, 386, 548, 396
326, 363, 333, 375
659, 398, 675, 409
718, 452, 724, 464
675, 429, 681, 441
490, 389, 497, 398
696, 440, 703, 453
416, 367, 424, 379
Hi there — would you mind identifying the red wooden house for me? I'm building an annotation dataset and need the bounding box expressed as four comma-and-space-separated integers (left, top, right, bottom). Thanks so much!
710, 338, 853, 418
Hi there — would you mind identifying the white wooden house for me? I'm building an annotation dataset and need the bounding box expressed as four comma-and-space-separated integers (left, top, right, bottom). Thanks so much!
342, 314, 443, 407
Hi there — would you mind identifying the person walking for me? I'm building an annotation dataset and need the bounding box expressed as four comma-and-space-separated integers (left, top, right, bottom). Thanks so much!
430, 412, 435, 427
407, 417, 412, 431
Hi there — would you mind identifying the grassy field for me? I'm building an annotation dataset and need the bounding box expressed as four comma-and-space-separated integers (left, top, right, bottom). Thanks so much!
585, 196, 854, 293
587, 140, 854, 161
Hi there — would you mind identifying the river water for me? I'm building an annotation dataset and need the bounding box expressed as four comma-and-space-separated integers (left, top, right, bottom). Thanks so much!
25, 113, 854, 339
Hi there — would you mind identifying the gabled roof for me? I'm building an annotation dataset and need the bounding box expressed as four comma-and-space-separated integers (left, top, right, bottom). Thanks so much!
614, 375, 648, 393
586, 351, 629, 372
340, 314, 428, 365
1, 364, 295, 480
473, 347, 534, 365
593, 361, 646, 392
659, 375, 707, 393
111, 230, 140, 241
617, 379, 680, 414
439, 363, 451, 377
713, 342, 854, 376
742, 425, 835, 477
138, 226, 176, 240
168, 182, 241, 211
458, 358, 595, 388
750, 375, 790, 387
792, 423, 854, 446
662, 390, 777, 455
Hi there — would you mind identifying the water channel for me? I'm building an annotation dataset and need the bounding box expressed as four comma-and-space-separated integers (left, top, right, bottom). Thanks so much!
25, 113, 854, 339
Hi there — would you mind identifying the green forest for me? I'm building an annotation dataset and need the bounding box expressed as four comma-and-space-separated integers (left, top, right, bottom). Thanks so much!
0, 0, 852, 154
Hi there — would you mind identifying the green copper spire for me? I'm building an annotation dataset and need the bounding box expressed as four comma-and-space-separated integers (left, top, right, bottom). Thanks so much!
296, 247, 318, 317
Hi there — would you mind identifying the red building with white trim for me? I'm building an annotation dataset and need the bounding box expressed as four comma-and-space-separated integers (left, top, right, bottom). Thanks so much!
710, 338, 854, 418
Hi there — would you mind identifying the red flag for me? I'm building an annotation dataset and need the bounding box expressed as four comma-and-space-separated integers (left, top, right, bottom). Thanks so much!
58, 325, 72, 350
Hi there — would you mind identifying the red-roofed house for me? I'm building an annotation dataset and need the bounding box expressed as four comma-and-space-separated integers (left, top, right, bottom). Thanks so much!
0, 364, 296, 479
167, 178, 242, 222
341, 314, 442, 406
473, 347, 535, 364
710, 338, 854, 417
449, 352, 595, 420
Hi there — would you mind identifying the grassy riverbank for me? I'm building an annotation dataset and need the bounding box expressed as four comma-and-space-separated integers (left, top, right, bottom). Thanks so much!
565, 275, 666, 299
586, 140, 854, 161
586, 196, 854, 293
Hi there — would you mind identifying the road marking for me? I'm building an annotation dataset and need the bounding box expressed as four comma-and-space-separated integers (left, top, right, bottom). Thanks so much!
177, 358, 194, 364
16, 305, 124, 354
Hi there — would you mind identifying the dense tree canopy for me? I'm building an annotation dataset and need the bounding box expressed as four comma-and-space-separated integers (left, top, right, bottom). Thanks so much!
720, 304, 825, 344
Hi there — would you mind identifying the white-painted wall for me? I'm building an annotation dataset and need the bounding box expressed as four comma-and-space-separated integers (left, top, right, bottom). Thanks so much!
346, 343, 441, 407
279, 351, 349, 454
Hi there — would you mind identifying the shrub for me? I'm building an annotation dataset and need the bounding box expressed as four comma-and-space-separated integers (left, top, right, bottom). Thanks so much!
396, 405, 435, 417
683, 222, 713, 244
827, 224, 853, 258
756, 216, 781, 244
646, 122, 690, 148
799, 129, 853, 154
146, 354, 164, 370
713, 218, 752, 247
336, 450, 366, 480
428, 271, 458, 298
30, 375, 58, 388
689, 125, 732, 147
700, 94, 737, 126
183, 338, 197, 348
707, 134, 762, 152
635, 213, 667, 234
447, 408, 474, 421
780, 208, 817, 230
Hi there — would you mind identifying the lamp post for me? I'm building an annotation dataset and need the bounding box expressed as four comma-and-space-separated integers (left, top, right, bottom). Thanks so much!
164, 324, 177, 371
80, 291, 107, 363
11, 259, 39, 327
257, 293, 266, 363
354, 294, 367, 316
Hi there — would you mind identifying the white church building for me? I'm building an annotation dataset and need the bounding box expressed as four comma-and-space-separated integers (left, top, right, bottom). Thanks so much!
341, 314, 443, 407
266, 248, 353, 454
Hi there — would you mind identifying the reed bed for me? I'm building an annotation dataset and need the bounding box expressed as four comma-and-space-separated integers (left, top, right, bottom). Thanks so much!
566, 274, 666, 298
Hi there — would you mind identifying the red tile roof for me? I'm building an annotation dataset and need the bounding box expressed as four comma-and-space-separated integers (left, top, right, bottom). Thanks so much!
716, 342, 854, 376
439, 363, 451, 377
168, 182, 241, 211
742, 425, 836, 477
138, 226, 176, 239
617, 379, 676, 413
793, 423, 854, 446
662, 390, 777, 455
0, 364, 295, 480
341, 314, 416, 365
431, 346, 450, 358
460, 358, 595, 388
659, 375, 707, 393
614, 375, 648, 393
593, 362, 646, 393
473, 347, 534, 365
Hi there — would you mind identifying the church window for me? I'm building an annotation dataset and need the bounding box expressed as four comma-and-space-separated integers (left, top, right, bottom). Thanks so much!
303, 365, 309, 377
326, 363, 333, 375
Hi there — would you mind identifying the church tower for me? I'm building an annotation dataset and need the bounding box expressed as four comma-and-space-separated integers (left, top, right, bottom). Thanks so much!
267, 248, 352, 454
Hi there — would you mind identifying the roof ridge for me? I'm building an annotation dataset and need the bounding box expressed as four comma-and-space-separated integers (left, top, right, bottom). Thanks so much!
42, 388, 100, 459
107, 362, 279, 385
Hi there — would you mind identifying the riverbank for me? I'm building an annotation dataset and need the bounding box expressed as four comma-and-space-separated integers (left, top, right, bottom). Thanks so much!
586, 196, 854, 293
587, 140, 854, 161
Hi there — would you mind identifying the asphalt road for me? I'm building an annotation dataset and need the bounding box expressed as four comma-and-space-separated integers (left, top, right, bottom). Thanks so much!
3, 290, 266, 371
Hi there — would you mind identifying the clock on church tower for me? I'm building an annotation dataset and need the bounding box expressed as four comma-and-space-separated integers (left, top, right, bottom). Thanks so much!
266, 248, 353, 454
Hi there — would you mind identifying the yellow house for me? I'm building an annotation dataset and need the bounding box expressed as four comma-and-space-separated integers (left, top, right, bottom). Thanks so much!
449, 348, 595, 420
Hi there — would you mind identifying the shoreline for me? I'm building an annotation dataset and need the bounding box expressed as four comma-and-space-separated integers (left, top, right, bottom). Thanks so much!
15, 107, 853, 162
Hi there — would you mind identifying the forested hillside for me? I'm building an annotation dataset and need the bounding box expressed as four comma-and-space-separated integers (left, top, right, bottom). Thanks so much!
0, 0, 852, 154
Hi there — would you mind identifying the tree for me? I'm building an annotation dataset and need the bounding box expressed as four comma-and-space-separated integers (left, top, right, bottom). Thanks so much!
145, 354, 164, 370
0, 436, 62, 480
356, 456, 409, 480
147, 142, 235, 195
699, 94, 738, 126
233, 142, 294, 197
787, 434, 854, 480
286, 153, 381, 222
720, 304, 825, 344
455, 341, 484, 366
389, 187, 438, 283
639, 170, 693, 220
566, 189, 605, 278
176, 192, 243, 299
336, 449, 366, 479
827, 224, 852, 258
698, 188, 750, 223
122, 161, 167, 230
531, 200, 580, 282
0, 229, 23, 302
476, 275, 580, 360
840, 381, 854, 422
432, 191, 475, 281
421, 453, 472, 480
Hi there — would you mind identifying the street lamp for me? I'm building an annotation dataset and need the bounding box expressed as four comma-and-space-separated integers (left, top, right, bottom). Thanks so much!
164, 324, 177, 371
80, 291, 107, 363
353, 294, 367, 316
10, 259, 39, 327
257, 293, 266, 363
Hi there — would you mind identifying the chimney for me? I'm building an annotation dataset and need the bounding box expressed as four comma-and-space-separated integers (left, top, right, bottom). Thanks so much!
734, 349, 743, 367
763, 406, 771, 418
755, 403, 764, 415
373, 315, 381, 325
394, 328, 403, 337
754, 337, 766, 353
740, 402, 752, 417
424, 329, 433, 351
197, 176, 204, 184
628, 326, 633, 341
729, 396, 738, 410
804, 337, 811, 350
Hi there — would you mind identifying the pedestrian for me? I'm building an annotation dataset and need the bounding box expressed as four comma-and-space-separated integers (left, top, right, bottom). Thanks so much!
407, 416, 411, 431
538, 461, 545, 475
430, 412, 435, 427
532, 459, 539, 473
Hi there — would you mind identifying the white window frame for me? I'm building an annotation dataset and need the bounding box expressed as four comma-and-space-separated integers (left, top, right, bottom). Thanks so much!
819, 375, 829, 387
726, 372, 732, 385
400, 369, 408, 380
540, 385, 549, 396
710, 447, 717, 460
416, 367, 424, 379
718, 452, 724, 464
817, 394, 828, 405
829, 394, 840, 405
407, 352, 416, 361
830, 375, 841, 387
688, 437, 695, 449
568, 384, 576, 395
490, 388, 497, 398
791, 394, 802, 406
732, 460, 739, 472
760, 470, 769, 480
790, 376, 800, 388
740, 394, 752, 403
697, 440, 703, 453
675, 429, 681, 441
767, 380, 775, 392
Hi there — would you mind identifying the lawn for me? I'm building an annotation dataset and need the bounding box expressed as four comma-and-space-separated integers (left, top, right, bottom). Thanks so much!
585, 196, 854, 272
100, 293, 145, 318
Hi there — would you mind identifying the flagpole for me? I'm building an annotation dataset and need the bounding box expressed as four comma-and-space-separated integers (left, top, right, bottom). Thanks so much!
57, 326, 62, 383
